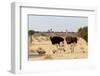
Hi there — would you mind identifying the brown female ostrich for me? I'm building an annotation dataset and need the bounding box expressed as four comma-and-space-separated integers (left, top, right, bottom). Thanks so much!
65, 31, 78, 53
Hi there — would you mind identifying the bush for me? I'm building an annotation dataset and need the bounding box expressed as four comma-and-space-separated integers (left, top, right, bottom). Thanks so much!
28, 30, 35, 44
28, 30, 35, 36
77, 26, 88, 42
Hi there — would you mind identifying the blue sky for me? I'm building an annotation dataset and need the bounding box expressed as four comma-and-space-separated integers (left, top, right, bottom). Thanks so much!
28, 15, 88, 32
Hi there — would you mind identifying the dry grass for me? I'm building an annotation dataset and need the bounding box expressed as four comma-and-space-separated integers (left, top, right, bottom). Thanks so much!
28, 35, 88, 61
44, 54, 53, 59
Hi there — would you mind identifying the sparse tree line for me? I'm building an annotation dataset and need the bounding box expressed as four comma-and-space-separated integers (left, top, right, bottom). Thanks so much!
28, 26, 88, 42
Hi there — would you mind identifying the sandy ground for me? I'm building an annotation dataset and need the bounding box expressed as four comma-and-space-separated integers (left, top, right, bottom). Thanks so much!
28, 36, 88, 60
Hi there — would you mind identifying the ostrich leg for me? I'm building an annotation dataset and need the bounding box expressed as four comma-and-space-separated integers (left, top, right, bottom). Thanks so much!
70, 44, 75, 53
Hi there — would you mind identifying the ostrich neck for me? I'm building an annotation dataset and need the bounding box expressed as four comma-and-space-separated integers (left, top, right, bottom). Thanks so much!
50, 36, 52, 39
50, 32, 54, 38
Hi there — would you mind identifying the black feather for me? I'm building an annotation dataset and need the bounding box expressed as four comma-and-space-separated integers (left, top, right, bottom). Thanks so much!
50, 36, 64, 45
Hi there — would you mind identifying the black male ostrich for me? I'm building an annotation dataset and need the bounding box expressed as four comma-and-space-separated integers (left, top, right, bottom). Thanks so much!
50, 36, 65, 53
50, 36, 64, 47
65, 36, 78, 53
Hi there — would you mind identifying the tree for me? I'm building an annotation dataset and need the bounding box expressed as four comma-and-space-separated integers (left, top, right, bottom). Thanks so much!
77, 26, 88, 42
28, 30, 35, 36
28, 30, 35, 44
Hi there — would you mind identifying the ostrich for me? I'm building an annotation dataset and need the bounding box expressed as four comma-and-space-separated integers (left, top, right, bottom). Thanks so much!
50, 31, 65, 53
49, 30, 64, 47
65, 36, 77, 44
50, 35, 65, 53
50, 36, 64, 47
65, 31, 78, 53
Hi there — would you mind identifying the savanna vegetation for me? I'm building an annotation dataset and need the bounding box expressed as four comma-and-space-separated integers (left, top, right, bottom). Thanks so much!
77, 26, 88, 42
28, 26, 88, 60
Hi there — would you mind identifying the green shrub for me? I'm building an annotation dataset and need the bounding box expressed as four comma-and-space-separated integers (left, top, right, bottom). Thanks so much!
77, 26, 88, 42
28, 30, 35, 36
